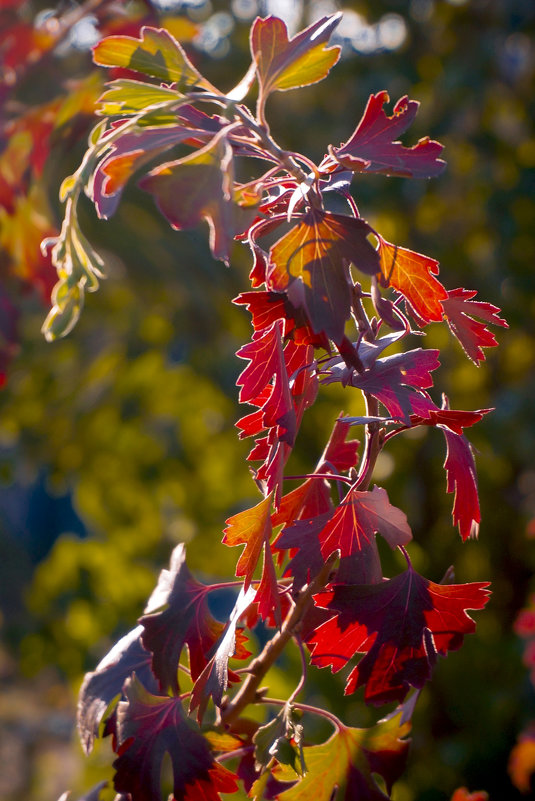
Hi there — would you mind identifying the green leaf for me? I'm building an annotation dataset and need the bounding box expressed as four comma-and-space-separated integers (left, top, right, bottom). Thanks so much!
253, 704, 305, 777
97, 79, 181, 116
274, 713, 410, 801
92, 26, 211, 90
250, 14, 341, 98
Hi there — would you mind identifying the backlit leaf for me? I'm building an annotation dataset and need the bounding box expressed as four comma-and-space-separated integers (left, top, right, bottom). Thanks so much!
189, 586, 255, 723
77, 626, 158, 755
309, 567, 490, 704
326, 91, 446, 179
441, 427, 481, 540
377, 236, 448, 324
318, 486, 412, 584
441, 287, 508, 364
251, 14, 341, 97
96, 79, 180, 116
113, 675, 237, 801
222, 493, 273, 590
139, 132, 257, 263
268, 210, 379, 344
274, 713, 411, 801
92, 26, 209, 89
325, 348, 440, 424
139, 544, 224, 693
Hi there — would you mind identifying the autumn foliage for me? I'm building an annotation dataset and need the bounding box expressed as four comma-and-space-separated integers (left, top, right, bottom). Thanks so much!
4, 8, 509, 801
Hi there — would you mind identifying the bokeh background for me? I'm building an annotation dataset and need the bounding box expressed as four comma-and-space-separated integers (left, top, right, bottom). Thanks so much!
1, 0, 534, 799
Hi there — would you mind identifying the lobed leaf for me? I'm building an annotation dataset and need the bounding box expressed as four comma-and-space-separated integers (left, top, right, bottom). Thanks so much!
326, 91, 446, 179
274, 713, 411, 801
319, 486, 412, 584
139, 544, 224, 694
113, 675, 237, 801
441, 287, 508, 364
96, 79, 181, 116
139, 132, 257, 263
309, 567, 490, 704
190, 586, 255, 723
268, 210, 379, 344
92, 26, 209, 90
377, 236, 448, 324
251, 14, 341, 98
325, 348, 441, 424
441, 427, 481, 540
223, 493, 273, 591
77, 626, 158, 755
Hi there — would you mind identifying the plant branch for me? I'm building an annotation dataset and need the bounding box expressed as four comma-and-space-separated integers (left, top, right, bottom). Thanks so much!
257, 697, 343, 732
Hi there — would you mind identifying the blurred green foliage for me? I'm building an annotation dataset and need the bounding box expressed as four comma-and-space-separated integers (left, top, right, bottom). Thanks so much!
1, 0, 534, 799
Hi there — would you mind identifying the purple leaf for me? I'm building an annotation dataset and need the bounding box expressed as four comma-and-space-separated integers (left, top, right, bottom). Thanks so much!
139, 544, 224, 694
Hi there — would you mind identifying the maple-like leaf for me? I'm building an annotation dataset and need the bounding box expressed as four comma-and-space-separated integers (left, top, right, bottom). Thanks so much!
273, 713, 411, 801
77, 626, 158, 755
233, 290, 329, 348
326, 348, 440, 424
190, 586, 255, 723
113, 675, 237, 801
325, 91, 446, 179
96, 78, 180, 116
409, 406, 491, 436
92, 26, 210, 90
441, 427, 481, 540
139, 544, 224, 694
318, 486, 413, 584
268, 209, 379, 344
237, 321, 295, 444
377, 236, 448, 324
309, 566, 490, 704
275, 511, 332, 593
223, 493, 273, 590
250, 14, 341, 97
139, 132, 258, 263
441, 287, 508, 364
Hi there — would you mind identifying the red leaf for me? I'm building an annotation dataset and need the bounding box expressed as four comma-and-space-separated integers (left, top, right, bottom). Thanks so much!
139, 544, 224, 693
409, 406, 491, 436
441, 427, 481, 540
237, 321, 295, 444
320, 417, 361, 473
326, 91, 446, 179
318, 486, 412, 584
251, 14, 341, 97
233, 290, 329, 348
223, 493, 273, 590
275, 511, 333, 592
309, 566, 490, 705
377, 236, 448, 324
113, 675, 236, 801
273, 712, 411, 801
268, 209, 379, 344
441, 287, 508, 364
255, 538, 283, 626
190, 586, 255, 723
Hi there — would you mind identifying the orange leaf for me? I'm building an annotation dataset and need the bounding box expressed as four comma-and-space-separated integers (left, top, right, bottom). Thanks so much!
223, 493, 273, 589
268, 210, 378, 343
377, 236, 447, 324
